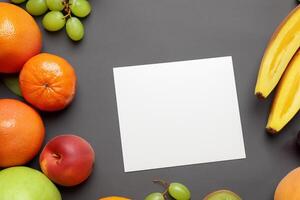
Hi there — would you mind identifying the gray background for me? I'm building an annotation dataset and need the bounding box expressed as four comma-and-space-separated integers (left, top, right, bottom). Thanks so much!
0, 0, 299, 199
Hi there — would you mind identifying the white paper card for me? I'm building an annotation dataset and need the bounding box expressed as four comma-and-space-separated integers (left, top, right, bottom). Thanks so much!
113, 56, 246, 172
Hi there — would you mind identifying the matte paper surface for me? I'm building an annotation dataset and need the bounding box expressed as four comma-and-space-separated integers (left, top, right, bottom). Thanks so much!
113, 56, 246, 172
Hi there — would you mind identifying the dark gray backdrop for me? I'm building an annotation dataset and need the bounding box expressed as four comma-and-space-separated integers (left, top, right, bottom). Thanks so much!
0, 0, 299, 199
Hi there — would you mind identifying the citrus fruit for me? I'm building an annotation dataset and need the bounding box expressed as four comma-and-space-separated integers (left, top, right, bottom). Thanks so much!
19, 53, 77, 112
275, 167, 300, 200
99, 197, 131, 200
0, 2, 42, 73
0, 99, 45, 167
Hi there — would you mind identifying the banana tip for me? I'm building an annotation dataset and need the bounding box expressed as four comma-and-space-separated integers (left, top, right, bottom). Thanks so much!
255, 92, 266, 99
266, 127, 278, 134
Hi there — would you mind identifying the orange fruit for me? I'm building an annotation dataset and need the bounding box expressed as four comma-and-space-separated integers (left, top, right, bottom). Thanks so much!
99, 197, 131, 200
0, 99, 45, 167
0, 2, 42, 73
275, 167, 300, 200
19, 53, 77, 112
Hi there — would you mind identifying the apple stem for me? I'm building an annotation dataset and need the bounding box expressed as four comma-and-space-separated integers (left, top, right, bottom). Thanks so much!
52, 153, 61, 159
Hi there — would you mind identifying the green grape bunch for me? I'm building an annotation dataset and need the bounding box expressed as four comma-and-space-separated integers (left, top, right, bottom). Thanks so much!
145, 180, 191, 200
11, 0, 91, 41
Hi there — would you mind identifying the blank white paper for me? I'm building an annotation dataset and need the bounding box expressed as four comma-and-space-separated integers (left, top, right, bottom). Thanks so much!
113, 56, 246, 172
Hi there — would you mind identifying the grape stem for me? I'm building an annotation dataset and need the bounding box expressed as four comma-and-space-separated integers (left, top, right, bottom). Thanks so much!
153, 180, 170, 199
63, 0, 72, 18
162, 190, 169, 199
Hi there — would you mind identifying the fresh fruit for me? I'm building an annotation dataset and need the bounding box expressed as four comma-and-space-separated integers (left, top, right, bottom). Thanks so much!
0, 99, 45, 167
19, 53, 77, 112
145, 192, 165, 200
11, 0, 27, 4
0, 166, 61, 200
99, 197, 131, 200
168, 182, 191, 200
203, 190, 241, 200
0, 2, 42, 73
70, 0, 91, 18
274, 167, 300, 200
66, 17, 84, 41
40, 134, 95, 186
46, 0, 64, 11
2, 75, 22, 96
42, 11, 66, 31
151, 180, 191, 200
26, 0, 48, 16
266, 51, 300, 133
255, 5, 300, 98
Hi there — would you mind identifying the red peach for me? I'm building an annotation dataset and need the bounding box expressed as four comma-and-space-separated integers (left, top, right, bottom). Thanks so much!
39, 134, 95, 186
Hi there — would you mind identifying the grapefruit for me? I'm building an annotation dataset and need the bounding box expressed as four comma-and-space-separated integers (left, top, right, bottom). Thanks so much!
0, 2, 42, 73
0, 99, 45, 167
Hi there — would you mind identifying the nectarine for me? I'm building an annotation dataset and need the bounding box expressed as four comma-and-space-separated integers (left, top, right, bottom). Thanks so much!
40, 134, 95, 186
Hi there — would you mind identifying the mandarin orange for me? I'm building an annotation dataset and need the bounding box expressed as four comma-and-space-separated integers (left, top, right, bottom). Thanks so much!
19, 53, 77, 112
0, 2, 42, 73
0, 99, 45, 167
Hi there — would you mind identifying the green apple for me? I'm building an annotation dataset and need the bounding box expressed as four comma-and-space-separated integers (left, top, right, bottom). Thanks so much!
0, 166, 61, 200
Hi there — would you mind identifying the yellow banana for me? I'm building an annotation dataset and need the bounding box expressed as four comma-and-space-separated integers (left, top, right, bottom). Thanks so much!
255, 5, 300, 98
267, 51, 300, 133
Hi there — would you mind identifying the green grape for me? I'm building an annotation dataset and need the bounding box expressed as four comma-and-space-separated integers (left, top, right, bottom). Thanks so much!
42, 11, 66, 31
144, 193, 164, 200
11, 0, 27, 4
46, 0, 64, 11
66, 17, 84, 41
168, 183, 191, 200
26, 0, 48, 16
69, 0, 91, 18
203, 190, 241, 200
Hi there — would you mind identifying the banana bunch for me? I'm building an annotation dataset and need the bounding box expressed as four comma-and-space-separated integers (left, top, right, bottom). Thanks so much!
255, 5, 300, 133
